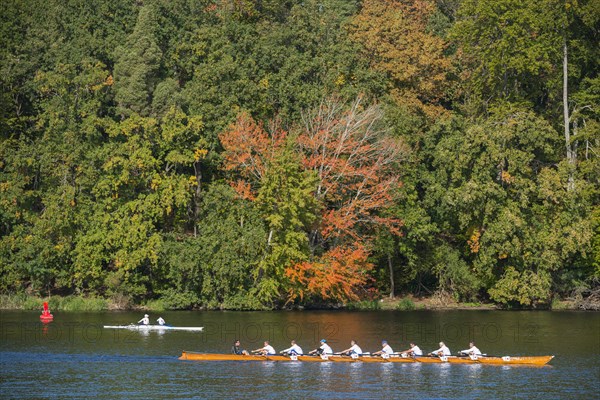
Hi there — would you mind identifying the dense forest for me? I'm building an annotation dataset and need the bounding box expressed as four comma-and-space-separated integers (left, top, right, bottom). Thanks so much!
1, 0, 598, 310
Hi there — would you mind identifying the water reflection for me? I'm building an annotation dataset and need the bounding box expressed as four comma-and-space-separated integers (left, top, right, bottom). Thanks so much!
379, 362, 395, 386
466, 363, 482, 379
259, 360, 276, 379
1, 310, 598, 399
348, 361, 362, 381
318, 361, 333, 384
438, 362, 451, 383
282, 360, 303, 373
41, 324, 49, 337
138, 329, 150, 338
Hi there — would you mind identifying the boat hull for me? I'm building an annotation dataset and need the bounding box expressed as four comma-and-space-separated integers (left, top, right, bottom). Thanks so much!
104, 325, 203, 332
179, 352, 553, 366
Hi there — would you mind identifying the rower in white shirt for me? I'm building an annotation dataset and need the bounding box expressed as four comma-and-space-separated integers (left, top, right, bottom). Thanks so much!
252, 341, 276, 355
156, 317, 166, 326
429, 341, 451, 356
460, 342, 482, 355
137, 314, 150, 325
372, 340, 394, 356
280, 340, 303, 355
309, 339, 333, 355
400, 342, 423, 357
340, 340, 363, 356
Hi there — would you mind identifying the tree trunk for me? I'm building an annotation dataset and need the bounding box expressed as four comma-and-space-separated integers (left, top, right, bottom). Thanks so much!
563, 36, 575, 191
388, 254, 395, 299
193, 161, 202, 237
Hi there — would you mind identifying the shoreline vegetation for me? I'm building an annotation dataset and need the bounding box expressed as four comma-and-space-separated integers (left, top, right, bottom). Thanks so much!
1, 293, 597, 312
1, 1, 598, 312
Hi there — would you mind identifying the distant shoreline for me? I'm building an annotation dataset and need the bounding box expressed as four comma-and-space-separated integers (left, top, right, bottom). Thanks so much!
1, 294, 593, 312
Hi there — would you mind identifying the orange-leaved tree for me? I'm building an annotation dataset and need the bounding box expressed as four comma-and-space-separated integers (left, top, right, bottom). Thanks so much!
285, 244, 371, 302
286, 96, 407, 303
297, 96, 406, 244
219, 111, 287, 200
219, 112, 319, 304
219, 98, 406, 304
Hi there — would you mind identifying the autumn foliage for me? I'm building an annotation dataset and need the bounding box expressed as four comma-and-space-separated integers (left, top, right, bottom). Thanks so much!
219, 111, 287, 200
297, 96, 405, 243
219, 97, 405, 303
350, 0, 453, 119
2, 0, 596, 310
285, 244, 372, 303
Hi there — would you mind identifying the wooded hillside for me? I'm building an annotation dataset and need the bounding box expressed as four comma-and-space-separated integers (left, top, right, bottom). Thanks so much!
1, 0, 598, 309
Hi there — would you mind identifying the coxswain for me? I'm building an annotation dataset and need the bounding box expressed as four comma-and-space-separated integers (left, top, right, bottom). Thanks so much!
372, 340, 394, 356
309, 339, 333, 355
429, 341, 451, 356
340, 340, 363, 356
280, 340, 303, 356
156, 317, 166, 326
252, 341, 276, 356
232, 339, 249, 355
460, 342, 482, 356
138, 314, 150, 325
400, 342, 423, 357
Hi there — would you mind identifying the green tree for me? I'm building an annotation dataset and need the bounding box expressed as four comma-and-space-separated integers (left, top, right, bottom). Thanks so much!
156, 183, 268, 309
114, 3, 163, 118
426, 105, 594, 305
253, 140, 319, 303
451, 0, 562, 108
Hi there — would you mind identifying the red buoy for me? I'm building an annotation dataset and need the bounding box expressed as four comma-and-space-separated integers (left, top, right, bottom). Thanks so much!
40, 301, 53, 323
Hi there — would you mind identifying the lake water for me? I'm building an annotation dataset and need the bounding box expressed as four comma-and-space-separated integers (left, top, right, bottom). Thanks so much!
1, 310, 598, 399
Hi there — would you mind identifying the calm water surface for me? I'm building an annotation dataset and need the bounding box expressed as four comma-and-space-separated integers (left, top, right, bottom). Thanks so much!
1, 310, 598, 399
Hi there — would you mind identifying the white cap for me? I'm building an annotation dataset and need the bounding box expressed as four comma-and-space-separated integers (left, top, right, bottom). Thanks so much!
144, 314, 149, 317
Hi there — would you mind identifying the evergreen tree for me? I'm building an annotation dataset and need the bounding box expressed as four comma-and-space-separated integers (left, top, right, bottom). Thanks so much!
114, 4, 162, 118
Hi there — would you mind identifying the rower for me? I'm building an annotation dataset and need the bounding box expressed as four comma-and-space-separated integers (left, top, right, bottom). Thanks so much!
156, 317, 166, 326
138, 314, 150, 325
372, 340, 394, 356
252, 341, 276, 356
232, 339, 249, 355
429, 341, 451, 356
280, 340, 303, 356
460, 342, 482, 356
400, 342, 423, 357
309, 339, 333, 355
340, 340, 363, 356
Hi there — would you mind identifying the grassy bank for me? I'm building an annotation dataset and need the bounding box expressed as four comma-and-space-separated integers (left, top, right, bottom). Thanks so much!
0, 294, 110, 311
378, 295, 497, 311
345, 295, 498, 311
0, 293, 590, 312
0, 294, 209, 312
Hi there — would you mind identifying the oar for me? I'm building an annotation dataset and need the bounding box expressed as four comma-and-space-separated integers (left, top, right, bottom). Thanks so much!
367, 353, 397, 360
392, 352, 417, 358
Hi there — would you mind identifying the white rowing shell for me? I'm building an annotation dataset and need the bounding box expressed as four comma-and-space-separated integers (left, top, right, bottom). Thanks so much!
103, 325, 203, 332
